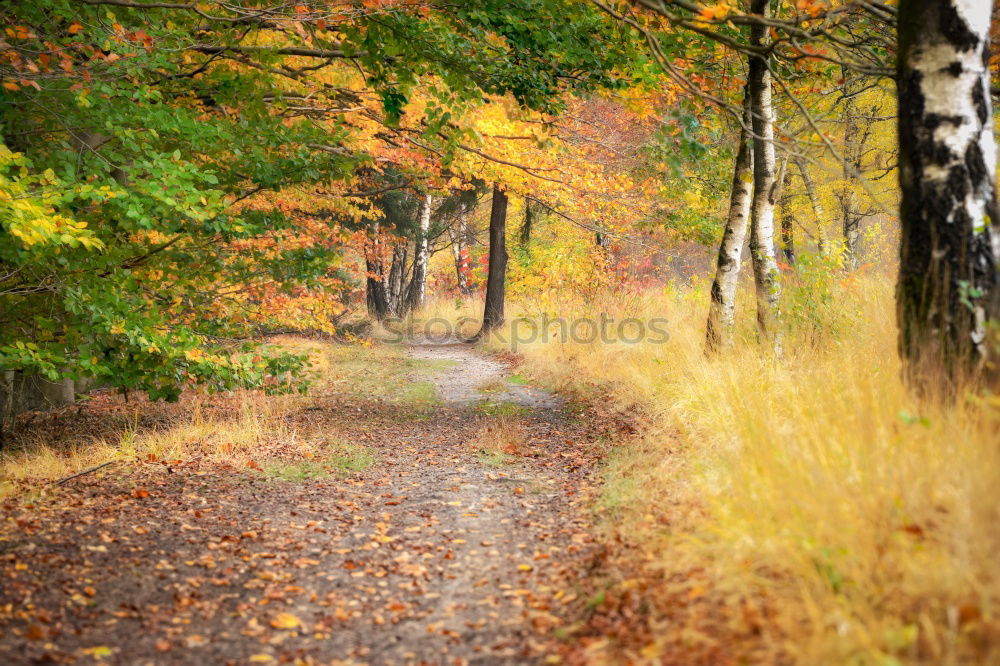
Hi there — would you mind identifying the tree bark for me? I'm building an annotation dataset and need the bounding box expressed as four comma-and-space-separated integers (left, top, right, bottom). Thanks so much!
706, 83, 754, 353
747, 0, 782, 347
406, 193, 432, 311
449, 210, 472, 295
839, 66, 864, 269
897, 0, 999, 389
795, 158, 828, 255
365, 222, 389, 320
478, 184, 509, 336
386, 244, 407, 317
520, 198, 534, 246
779, 168, 795, 266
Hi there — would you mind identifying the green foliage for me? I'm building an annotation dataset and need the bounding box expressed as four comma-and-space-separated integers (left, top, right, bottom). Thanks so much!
264, 446, 375, 481
645, 105, 734, 244
780, 250, 862, 343
0, 0, 635, 408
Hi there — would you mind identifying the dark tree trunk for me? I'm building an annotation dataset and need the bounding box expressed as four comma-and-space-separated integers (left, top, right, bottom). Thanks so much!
365, 222, 390, 320
779, 168, 795, 266
366, 259, 389, 320
479, 184, 509, 336
706, 82, 754, 353
386, 245, 408, 317
897, 0, 999, 389
520, 198, 534, 246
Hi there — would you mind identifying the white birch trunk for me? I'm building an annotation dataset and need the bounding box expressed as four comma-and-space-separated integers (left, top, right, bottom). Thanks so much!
747, 0, 782, 348
706, 84, 754, 352
407, 193, 432, 312
897, 0, 999, 387
840, 67, 863, 270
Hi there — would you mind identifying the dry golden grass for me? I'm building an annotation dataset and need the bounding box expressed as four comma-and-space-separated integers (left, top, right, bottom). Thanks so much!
0, 337, 350, 499
426, 275, 1000, 663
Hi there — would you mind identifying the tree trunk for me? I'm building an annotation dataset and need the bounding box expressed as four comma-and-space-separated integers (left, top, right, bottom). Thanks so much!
520, 198, 534, 246
406, 193, 432, 312
478, 184, 509, 336
386, 244, 408, 317
365, 222, 390, 320
795, 158, 828, 255
779, 168, 795, 266
449, 210, 472, 295
706, 83, 754, 353
839, 66, 864, 269
897, 0, 999, 389
747, 0, 782, 346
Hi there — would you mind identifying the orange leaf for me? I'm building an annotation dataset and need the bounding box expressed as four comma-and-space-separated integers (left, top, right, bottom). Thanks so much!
269, 612, 301, 630
68, 22, 84, 35
2, 81, 18, 91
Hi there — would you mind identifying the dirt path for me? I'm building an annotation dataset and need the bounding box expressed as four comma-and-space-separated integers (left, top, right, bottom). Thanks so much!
0, 341, 601, 665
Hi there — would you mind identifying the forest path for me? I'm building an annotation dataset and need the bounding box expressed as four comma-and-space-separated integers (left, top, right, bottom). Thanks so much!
0, 339, 601, 665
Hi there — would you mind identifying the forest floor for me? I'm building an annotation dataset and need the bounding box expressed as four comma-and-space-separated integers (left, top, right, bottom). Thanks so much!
0, 338, 617, 665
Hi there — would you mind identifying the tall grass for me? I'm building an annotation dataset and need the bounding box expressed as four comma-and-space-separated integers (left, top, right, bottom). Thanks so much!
430, 273, 1000, 663
0, 338, 354, 499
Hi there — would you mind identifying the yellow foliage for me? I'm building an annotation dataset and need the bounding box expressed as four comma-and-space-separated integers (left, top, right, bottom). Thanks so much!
433, 274, 1000, 663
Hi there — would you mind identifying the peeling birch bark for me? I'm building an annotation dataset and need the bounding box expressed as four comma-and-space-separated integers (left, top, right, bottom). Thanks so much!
897, 0, 999, 388
706, 84, 754, 353
407, 193, 432, 312
747, 0, 782, 349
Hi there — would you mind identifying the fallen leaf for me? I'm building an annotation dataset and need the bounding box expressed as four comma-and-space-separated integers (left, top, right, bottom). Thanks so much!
269, 612, 301, 630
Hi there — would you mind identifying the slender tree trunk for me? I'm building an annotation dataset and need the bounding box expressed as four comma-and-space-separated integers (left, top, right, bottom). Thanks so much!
406, 193, 432, 311
520, 198, 534, 246
747, 0, 782, 347
365, 222, 390, 320
706, 83, 754, 353
449, 210, 472, 295
478, 184, 509, 336
897, 0, 999, 389
839, 66, 864, 269
386, 245, 407, 317
779, 168, 795, 266
795, 158, 828, 255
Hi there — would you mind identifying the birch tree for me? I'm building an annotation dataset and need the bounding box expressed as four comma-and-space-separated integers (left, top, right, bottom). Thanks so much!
896, 0, 999, 388
795, 158, 829, 256
747, 0, 782, 345
706, 85, 754, 352
406, 194, 433, 312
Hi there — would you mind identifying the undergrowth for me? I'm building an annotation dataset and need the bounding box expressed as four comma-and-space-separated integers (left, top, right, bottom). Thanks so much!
422, 268, 1000, 664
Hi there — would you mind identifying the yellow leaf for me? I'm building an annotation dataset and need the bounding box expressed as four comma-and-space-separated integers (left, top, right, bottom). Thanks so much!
83, 645, 114, 658
269, 612, 301, 630
699, 2, 731, 20
249, 656, 275, 663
